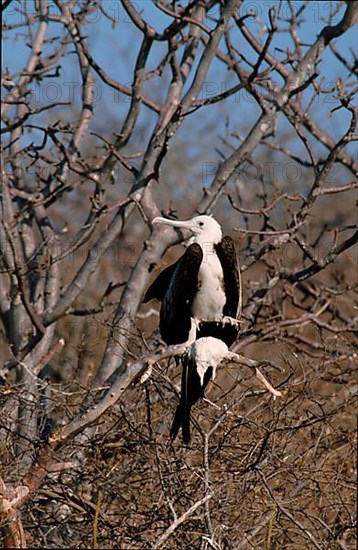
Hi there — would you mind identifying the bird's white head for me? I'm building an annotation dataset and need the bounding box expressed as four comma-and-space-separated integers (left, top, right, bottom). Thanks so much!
152, 214, 222, 245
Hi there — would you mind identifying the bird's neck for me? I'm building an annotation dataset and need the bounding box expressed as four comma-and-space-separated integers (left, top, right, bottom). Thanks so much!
189, 236, 220, 250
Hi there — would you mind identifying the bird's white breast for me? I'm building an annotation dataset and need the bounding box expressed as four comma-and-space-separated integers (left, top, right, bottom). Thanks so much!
191, 248, 226, 320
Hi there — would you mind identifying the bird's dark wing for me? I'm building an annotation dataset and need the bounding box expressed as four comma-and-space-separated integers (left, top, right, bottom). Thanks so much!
215, 235, 241, 318
143, 261, 180, 303
160, 243, 203, 345
170, 353, 212, 444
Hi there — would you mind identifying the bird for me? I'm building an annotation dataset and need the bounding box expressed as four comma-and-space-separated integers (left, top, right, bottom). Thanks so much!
143, 214, 242, 347
170, 336, 229, 444
143, 214, 242, 443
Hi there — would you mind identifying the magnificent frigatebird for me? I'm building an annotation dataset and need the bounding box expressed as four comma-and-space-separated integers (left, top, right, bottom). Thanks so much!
143, 214, 242, 443
143, 215, 241, 347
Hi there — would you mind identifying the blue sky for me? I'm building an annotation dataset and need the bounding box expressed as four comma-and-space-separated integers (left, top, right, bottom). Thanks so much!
2, 1, 357, 175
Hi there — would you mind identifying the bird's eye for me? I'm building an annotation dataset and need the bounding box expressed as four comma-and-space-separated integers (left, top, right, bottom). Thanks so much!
198, 221, 204, 227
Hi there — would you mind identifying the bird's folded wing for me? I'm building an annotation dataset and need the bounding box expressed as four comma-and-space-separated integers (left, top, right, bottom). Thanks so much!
215, 235, 241, 319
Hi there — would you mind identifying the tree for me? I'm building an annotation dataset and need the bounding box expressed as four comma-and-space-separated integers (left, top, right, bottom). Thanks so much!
1, 1, 357, 547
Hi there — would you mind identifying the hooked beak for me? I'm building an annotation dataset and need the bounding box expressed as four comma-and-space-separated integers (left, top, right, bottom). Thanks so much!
152, 217, 194, 232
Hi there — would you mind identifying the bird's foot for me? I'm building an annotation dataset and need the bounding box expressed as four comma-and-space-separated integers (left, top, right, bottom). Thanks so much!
196, 316, 241, 327
212, 316, 241, 327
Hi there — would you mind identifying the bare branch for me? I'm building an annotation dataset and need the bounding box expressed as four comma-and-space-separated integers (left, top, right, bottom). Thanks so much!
152, 494, 212, 549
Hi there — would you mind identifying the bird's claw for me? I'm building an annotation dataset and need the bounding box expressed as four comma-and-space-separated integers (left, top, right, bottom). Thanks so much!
218, 316, 241, 326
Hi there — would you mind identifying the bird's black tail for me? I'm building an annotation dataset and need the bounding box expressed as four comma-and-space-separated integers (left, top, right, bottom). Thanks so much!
170, 356, 192, 444
170, 401, 191, 444
170, 355, 212, 444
